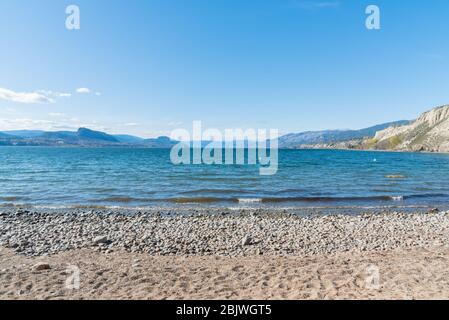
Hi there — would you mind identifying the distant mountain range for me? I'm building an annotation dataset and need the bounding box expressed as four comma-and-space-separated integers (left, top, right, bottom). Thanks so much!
0, 122, 413, 148
281, 104, 449, 153
278, 120, 410, 148
3, 105, 449, 152
0, 128, 177, 147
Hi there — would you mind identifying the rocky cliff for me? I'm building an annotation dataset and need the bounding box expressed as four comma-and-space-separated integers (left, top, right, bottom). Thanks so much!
370, 105, 449, 152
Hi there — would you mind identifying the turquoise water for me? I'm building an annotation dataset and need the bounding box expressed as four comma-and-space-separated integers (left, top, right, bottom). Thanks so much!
1, 147, 449, 208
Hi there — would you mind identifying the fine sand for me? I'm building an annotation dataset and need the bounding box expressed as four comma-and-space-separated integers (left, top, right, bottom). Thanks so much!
2, 246, 449, 300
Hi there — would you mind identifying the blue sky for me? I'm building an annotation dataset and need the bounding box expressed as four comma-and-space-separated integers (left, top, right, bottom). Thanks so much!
0, 0, 448, 137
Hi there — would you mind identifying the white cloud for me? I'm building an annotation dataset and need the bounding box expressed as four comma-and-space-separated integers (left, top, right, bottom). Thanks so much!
37, 90, 72, 98
76, 87, 91, 94
0, 87, 101, 104
123, 122, 140, 127
0, 118, 56, 130
0, 87, 54, 104
75, 88, 102, 96
0, 117, 107, 132
48, 112, 67, 117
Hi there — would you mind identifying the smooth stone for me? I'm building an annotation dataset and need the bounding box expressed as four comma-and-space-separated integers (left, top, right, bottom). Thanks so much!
241, 235, 252, 246
32, 263, 51, 271
93, 236, 108, 245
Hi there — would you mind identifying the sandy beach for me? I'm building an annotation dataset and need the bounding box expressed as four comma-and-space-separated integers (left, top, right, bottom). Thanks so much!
1, 207, 449, 300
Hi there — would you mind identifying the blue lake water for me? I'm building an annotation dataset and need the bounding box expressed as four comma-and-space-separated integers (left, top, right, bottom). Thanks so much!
1, 147, 449, 209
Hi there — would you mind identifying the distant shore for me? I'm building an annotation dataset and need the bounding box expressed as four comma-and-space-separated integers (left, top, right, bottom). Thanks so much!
0, 144, 445, 152
2, 207, 449, 299
291, 146, 449, 154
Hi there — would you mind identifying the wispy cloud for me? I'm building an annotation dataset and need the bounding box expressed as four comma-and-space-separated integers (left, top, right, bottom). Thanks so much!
48, 112, 67, 117
294, 1, 340, 10
0, 116, 162, 138
76, 88, 102, 96
76, 87, 91, 94
123, 122, 140, 127
0, 87, 54, 104
56, 93, 72, 98
38, 90, 72, 98
0, 86, 102, 105
0, 118, 55, 129
0, 88, 74, 104
0, 117, 107, 132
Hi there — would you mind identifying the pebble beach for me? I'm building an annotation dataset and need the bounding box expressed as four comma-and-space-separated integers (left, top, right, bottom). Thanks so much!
1, 206, 449, 299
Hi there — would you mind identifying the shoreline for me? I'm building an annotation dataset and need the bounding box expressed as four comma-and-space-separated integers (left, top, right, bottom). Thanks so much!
2, 207, 449, 299
291, 146, 449, 155
0, 144, 447, 153
0, 202, 441, 213
1, 207, 448, 257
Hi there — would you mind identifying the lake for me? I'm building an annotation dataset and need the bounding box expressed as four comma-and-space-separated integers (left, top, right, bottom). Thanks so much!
1, 147, 449, 209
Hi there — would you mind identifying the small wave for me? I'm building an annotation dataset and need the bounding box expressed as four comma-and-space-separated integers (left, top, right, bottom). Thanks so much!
238, 198, 263, 203
169, 197, 233, 204
91, 196, 143, 203
7, 193, 449, 208
180, 189, 249, 195
71, 204, 109, 209
168, 195, 413, 204
274, 189, 308, 194
0, 203, 16, 208
406, 193, 449, 199
260, 196, 394, 203
191, 177, 260, 182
